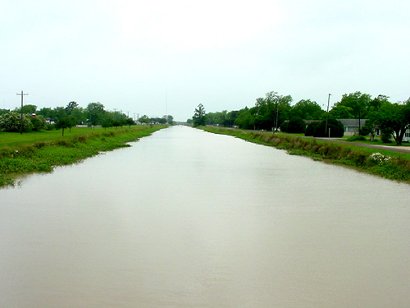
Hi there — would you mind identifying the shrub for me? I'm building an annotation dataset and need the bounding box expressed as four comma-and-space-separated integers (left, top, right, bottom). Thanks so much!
381, 128, 392, 143
368, 152, 391, 165
305, 119, 344, 137
30, 115, 46, 131
281, 118, 306, 133
305, 122, 321, 136
0, 112, 33, 132
347, 135, 366, 141
315, 119, 344, 137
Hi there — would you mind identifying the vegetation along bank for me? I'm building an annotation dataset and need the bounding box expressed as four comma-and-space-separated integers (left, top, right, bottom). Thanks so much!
0, 125, 165, 187
202, 126, 410, 184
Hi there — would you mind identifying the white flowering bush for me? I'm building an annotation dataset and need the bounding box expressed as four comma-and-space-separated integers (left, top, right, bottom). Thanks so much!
369, 152, 391, 165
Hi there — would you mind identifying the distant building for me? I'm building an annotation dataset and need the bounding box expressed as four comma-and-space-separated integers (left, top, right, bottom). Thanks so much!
404, 129, 410, 142
338, 119, 368, 136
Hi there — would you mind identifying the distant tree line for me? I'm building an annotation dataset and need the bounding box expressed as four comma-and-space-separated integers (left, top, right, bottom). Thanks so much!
0, 102, 174, 135
191, 91, 410, 145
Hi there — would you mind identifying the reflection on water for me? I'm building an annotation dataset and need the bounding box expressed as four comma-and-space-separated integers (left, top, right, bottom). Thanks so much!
0, 126, 409, 307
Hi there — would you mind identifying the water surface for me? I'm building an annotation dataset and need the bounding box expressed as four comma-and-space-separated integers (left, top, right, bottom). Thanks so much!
1, 126, 409, 307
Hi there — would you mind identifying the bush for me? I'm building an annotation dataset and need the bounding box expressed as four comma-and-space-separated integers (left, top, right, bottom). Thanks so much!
316, 119, 344, 137
305, 119, 344, 137
0, 112, 33, 132
281, 118, 306, 133
30, 115, 46, 131
305, 122, 321, 136
347, 135, 366, 141
381, 128, 392, 143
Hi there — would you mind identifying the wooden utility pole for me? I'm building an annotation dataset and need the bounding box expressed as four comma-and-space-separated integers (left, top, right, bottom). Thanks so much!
16, 90, 29, 134
325, 93, 331, 137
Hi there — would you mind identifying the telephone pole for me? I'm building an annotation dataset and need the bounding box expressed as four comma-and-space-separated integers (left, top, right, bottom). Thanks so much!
325, 93, 331, 137
16, 90, 29, 134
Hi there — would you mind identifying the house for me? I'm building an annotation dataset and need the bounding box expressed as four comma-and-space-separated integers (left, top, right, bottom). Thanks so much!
404, 129, 410, 142
338, 119, 367, 136
338, 118, 410, 142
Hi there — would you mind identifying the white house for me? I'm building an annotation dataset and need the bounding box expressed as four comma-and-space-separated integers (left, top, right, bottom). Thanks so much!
338, 119, 367, 136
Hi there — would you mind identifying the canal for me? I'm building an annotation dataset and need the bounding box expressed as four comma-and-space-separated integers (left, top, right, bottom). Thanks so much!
0, 126, 409, 307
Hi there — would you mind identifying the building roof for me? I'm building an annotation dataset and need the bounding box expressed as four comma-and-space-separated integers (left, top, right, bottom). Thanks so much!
338, 119, 368, 127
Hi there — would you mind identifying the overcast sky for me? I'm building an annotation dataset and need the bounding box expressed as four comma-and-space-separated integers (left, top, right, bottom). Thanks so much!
1, 0, 409, 121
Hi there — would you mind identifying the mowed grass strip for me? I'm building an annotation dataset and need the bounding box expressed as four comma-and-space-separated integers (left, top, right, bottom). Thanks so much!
0, 125, 165, 187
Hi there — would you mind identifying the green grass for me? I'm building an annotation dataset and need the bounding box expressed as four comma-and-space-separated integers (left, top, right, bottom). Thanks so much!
0, 125, 165, 187
341, 135, 410, 147
201, 126, 410, 184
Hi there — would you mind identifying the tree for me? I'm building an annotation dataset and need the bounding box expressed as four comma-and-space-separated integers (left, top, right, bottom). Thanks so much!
290, 99, 324, 120
166, 115, 174, 125
17, 104, 37, 115
330, 92, 371, 131
371, 100, 410, 145
37, 107, 56, 122
86, 102, 105, 126
253, 91, 292, 130
0, 109, 10, 116
30, 115, 46, 131
65, 101, 80, 131
235, 107, 256, 129
329, 104, 354, 119
54, 107, 70, 136
192, 104, 206, 127
138, 115, 150, 124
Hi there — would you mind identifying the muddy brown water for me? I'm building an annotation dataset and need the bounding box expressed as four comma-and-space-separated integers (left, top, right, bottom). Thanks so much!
1, 126, 409, 307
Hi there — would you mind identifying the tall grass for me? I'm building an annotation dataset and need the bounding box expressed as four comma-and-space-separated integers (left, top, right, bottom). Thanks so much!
0, 125, 165, 187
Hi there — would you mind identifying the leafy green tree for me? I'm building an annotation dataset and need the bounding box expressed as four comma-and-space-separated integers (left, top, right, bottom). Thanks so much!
290, 99, 324, 120
329, 104, 354, 119
166, 115, 174, 125
205, 110, 238, 127
0, 109, 10, 115
206, 111, 225, 126
330, 92, 371, 131
37, 107, 56, 122
224, 110, 239, 127
254, 91, 292, 130
138, 115, 150, 124
193, 103, 206, 127
369, 94, 389, 112
86, 102, 105, 126
64, 101, 81, 131
370, 100, 410, 145
235, 107, 256, 129
54, 107, 71, 136
17, 104, 37, 115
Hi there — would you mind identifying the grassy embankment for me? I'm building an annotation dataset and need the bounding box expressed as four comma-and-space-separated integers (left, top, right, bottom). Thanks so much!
202, 126, 410, 184
0, 125, 165, 187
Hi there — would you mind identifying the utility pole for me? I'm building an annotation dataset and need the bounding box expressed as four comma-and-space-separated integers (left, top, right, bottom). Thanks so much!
16, 90, 29, 134
325, 93, 331, 137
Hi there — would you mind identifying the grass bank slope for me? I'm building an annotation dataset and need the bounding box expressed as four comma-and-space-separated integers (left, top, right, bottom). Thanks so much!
202, 126, 410, 184
0, 126, 164, 187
